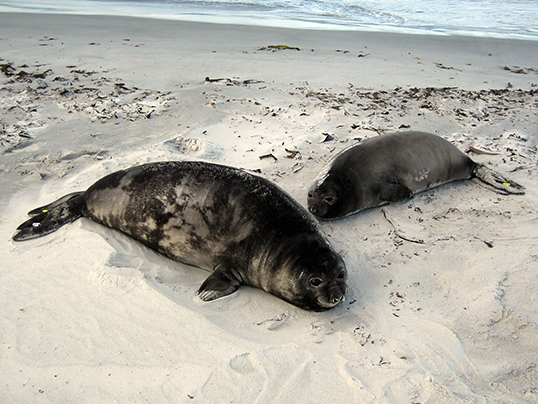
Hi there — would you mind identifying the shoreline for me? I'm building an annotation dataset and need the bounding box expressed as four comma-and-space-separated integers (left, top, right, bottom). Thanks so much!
1, 4, 538, 41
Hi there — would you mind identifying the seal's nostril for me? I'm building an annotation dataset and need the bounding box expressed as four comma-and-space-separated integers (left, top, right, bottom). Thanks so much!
331, 295, 343, 304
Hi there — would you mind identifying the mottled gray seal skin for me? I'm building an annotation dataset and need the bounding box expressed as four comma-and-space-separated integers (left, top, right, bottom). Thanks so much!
13, 161, 347, 311
308, 131, 525, 219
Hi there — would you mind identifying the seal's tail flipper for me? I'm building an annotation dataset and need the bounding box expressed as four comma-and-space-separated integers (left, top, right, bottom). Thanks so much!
473, 164, 525, 195
13, 192, 86, 241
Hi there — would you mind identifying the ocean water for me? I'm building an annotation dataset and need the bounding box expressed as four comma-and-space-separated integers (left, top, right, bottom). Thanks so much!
1, 0, 538, 39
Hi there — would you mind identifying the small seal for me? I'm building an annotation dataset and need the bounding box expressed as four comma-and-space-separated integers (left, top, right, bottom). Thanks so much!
13, 161, 347, 311
308, 131, 524, 219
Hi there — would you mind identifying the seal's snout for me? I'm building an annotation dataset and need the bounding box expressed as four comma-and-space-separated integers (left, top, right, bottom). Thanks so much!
317, 290, 345, 309
308, 202, 327, 218
307, 188, 329, 218
330, 293, 345, 304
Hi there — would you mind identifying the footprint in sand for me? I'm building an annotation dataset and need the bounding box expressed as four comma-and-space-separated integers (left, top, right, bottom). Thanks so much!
165, 136, 223, 159
229, 352, 263, 375
89, 252, 146, 292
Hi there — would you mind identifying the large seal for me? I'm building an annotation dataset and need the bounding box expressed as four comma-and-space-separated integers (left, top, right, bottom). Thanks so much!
308, 131, 524, 219
13, 161, 347, 311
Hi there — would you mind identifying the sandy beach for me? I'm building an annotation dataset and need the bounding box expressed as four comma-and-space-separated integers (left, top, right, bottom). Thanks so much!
1, 12, 538, 403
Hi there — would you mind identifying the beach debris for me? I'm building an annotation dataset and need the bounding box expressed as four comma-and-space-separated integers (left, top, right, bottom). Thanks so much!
285, 149, 301, 159
467, 145, 500, 155
204, 77, 235, 85
357, 53, 370, 58
321, 133, 335, 142
70, 69, 97, 76
259, 153, 277, 161
114, 82, 136, 94
242, 79, 264, 85
433, 208, 459, 220
503, 66, 527, 74
295, 85, 537, 138
434, 62, 462, 71
377, 356, 391, 365
0, 58, 175, 134
474, 236, 494, 248
0, 61, 52, 82
292, 162, 304, 173
258, 45, 300, 52
0, 122, 33, 153
382, 208, 426, 244
0, 61, 16, 76
304, 90, 350, 106
204, 77, 264, 86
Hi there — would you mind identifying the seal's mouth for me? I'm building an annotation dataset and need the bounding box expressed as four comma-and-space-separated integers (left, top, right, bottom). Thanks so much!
317, 294, 345, 308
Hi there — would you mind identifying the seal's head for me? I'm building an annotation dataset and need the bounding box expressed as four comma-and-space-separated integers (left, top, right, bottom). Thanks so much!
271, 236, 347, 311
307, 173, 346, 219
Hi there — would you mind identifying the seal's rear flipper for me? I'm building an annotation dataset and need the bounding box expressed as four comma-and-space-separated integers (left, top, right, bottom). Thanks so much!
26, 192, 85, 217
13, 192, 86, 241
198, 265, 241, 301
473, 164, 525, 195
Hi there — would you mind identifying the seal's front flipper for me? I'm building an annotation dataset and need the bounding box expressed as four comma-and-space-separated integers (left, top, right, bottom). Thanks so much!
473, 164, 525, 195
379, 179, 413, 203
198, 265, 242, 301
13, 192, 86, 241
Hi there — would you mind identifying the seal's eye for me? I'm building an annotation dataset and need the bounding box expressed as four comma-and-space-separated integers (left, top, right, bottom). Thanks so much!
309, 277, 323, 287
337, 270, 346, 279
324, 195, 337, 205
308, 191, 314, 198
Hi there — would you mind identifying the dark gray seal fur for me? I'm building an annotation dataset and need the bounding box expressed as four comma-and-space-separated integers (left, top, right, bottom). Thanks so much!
14, 161, 347, 311
308, 131, 524, 219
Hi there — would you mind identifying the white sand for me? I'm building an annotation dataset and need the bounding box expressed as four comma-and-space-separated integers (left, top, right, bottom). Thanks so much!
1, 12, 538, 403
